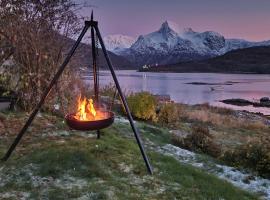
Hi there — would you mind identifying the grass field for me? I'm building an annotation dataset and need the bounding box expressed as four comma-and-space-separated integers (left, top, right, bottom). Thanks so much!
0, 111, 259, 199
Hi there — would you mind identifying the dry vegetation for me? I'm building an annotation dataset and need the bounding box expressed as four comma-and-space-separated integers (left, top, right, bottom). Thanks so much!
125, 92, 270, 178
177, 103, 268, 130
172, 124, 221, 158
166, 103, 270, 178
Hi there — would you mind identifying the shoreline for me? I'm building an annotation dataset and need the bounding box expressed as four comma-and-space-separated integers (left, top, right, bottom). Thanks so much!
218, 98, 270, 117
138, 69, 270, 74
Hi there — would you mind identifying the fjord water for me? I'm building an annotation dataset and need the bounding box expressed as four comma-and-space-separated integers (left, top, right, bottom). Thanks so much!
85, 70, 270, 115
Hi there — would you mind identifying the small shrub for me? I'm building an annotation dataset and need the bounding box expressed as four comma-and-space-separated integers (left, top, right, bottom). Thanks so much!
126, 92, 157, 121
172, 124, 221, 158
221, 135, 270, 178
100, 84, 116, 97
158, 103, 181, 127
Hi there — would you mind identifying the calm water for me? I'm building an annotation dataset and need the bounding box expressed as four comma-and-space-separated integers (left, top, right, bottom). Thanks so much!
84, 70, 270, 115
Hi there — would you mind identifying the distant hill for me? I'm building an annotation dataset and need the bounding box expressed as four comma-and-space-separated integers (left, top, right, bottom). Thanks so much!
63, 36, 135, 70
0, 34, 135, 70
140, 46, 270, 74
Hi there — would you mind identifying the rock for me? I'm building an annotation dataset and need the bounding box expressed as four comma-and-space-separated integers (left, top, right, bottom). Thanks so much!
260, 97, 270, 103
222, 98, 270, 108
170, 130, 189, 138
254, 101, 270, 108
221, 98, 252, 106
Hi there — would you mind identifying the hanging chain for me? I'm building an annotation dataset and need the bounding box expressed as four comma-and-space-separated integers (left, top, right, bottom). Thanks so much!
95, 33, 99, 93
95, 33, 118, 111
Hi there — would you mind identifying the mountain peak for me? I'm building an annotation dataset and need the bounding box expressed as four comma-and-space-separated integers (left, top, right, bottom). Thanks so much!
104, 34, 136, 51
159, 20, 180, 34
183, 27, 195, 34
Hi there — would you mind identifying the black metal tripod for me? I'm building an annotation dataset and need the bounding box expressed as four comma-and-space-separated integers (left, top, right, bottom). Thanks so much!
1, 13, 153, 175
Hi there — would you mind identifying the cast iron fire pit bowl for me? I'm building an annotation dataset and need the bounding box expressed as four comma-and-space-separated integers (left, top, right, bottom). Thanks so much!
65, 111, 114, 131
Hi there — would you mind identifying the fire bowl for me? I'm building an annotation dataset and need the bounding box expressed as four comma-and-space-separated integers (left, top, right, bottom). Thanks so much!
65, 111, 114, 131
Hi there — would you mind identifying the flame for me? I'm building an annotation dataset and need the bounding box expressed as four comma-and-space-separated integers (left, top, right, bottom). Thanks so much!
75, 95, 97, 121
74, 94, 107, 121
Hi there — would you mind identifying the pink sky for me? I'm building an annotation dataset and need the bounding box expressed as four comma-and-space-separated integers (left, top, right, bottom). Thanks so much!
79, 0, 270, 41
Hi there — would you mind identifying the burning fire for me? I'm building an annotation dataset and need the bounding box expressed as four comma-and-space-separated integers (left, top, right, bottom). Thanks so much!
74, 95, 106, 121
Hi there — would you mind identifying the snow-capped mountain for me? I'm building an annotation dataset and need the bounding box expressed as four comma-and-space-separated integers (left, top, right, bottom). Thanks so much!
116, 21, 270, 66
104, 34, 136, 52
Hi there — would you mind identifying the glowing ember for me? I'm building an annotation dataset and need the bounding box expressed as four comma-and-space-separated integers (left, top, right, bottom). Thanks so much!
74, 94, 106, 121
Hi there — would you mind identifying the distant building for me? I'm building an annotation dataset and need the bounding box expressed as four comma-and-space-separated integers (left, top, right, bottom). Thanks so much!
142, 65, 148, 69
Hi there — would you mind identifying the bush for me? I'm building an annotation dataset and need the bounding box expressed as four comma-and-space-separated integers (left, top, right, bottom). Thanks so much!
0, 0, 80, 112
158, 103, 181, 127
172, 124, 221, 158
126, 92, 157, 121
221, 135, 270, 178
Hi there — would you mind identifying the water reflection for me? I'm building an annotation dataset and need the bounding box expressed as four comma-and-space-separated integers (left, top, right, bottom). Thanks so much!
84, 70, 270, 115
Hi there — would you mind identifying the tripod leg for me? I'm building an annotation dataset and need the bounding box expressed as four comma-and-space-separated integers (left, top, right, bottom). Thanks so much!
97, 130, 100, 139
94, 25, 153, 175
91, 25, 99, 102
1, 25, 90, 161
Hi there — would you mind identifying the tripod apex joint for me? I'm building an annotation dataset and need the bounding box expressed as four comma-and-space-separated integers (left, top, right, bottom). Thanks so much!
85, 20, 98, 27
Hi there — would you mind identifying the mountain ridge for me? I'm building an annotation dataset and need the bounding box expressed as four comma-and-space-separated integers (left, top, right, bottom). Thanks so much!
103, 34, 136, 51
106, 21, 270, 67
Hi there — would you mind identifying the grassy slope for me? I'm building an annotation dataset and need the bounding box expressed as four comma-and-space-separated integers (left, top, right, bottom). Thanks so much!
0, 112, 257, 200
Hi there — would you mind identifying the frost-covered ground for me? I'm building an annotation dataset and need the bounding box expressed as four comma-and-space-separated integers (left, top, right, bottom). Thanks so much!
115, 117, 270, 199
0, 115, 265, 199
0, 164, 98, 199
115, 117, 131, 124
157, 144, 270, 200
0, 162, 172, 199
